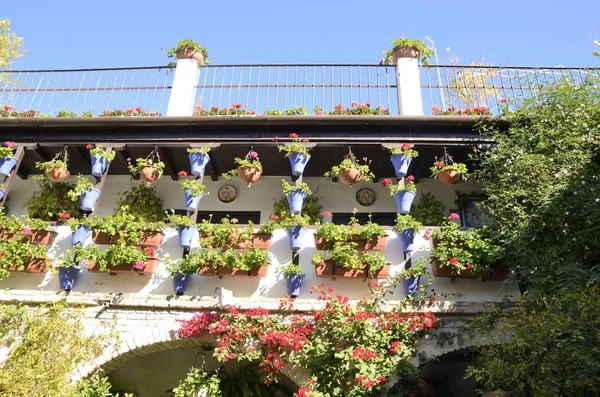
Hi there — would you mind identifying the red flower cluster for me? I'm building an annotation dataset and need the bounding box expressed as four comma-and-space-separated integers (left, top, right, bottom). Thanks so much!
177, 170, 188, 177
322, 210, 333, 218
144, 247, 155, 257
449, 257, 459, 266
401, 143, 411, 150
355, 375, 377, 388
176, 312, 221, 338
272, 136, 280, 141
447, 212, 460, 220
289, 132, 299, 139
233, 103, 243, 109
59, 212, 71, 221
389, 341, 402, 354
406, 175, 415, 182
382, 178, 393, 187
352, 347, 378, 360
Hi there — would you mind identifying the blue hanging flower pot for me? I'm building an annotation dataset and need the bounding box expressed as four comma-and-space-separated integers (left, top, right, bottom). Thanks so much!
179, 226, 198, 248
173, 272, 191, 294
390, 154, 412, 178
183, 190, 203, 212
287, 225, 307, 250
401, 275, 422, 297
0, 157, 18, 177
58, 267, 80, 291
286, 274, 304, 297
71, 225, 91, 245
288, 152, 310, 176
286, 190, 307, 214
189, 152, 210, 176
399, 228, 417, 252
80, 188, 102, 212
90, 155, 109, 177
394, 191, 416, 215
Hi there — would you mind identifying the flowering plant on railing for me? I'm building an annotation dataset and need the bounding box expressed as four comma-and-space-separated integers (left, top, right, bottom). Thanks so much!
0, 141, 15, 158
87, 144, 116, 162
177, 171, 208, 198
193, 104, 256, 116
222, 150, 263, 179
177, 274, 434, 396
167, 38, 209, 65
429, 213, 502, 276
382, 175, 416, 195
274, 133, 311, 157
387, 143, 419, 158
0, 106, 38, 118
329, 102, 390, 115
383, 36, 434, 65
102, 107, 161, 117
432, 105, 491, 116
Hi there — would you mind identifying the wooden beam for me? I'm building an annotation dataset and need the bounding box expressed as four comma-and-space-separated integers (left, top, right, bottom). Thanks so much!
0, 145, 26, 208
157, 147, 178, 181
409, 155, 424, 183
371, 146, 386, 183
74, 146, 92, 167
32, 145, 52, 162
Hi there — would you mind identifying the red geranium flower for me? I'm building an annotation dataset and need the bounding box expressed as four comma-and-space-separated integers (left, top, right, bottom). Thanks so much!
406, 175, 415, 182
178, 170, 188, 177
272, 136, 280, 142
449, 257, 459, 266
382, 178, 393, 188
447, 212, 460, 220
59, 212, 71, 221
401, 143, 411, 150
144, 247, 155, 256
322, 211, 333, 218
289, 132, 299, 139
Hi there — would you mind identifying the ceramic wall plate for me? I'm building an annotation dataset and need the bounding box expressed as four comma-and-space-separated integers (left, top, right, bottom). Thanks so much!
356, 188, 375, 207
218, 184, 237, 203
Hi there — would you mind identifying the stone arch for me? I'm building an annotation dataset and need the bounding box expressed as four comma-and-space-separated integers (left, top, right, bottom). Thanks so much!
74, 328, 307, 386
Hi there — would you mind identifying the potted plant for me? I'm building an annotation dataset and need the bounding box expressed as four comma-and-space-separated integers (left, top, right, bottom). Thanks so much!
311, 245, 389, 279
383, 175, 417, 214
172, 367, 221, 397
400, 257, 428, 297
279, 213, 311, 250
197, 216, 272, 250
83, 243, 157, 274
87, 144, 115, 177
388, 144, 418, 178
277, 261, 305, 297
324, 149, 375, 187
282, 179, 312, 214
24, 175, 83, 221
0, 238, 48, 277
165, 254, 199, 295
166, 211, 198, 249
178, 170, 208, 212
67, 216, 95, 245
274, 133, 311, 176
222, 149, 262, 187
35, 159, 70, 182
187, 144, 212, 176
382, 36, 434, 65
167, 38, 209, 67
430, 213, 504, 279
117, 183, 165, 247
68, 176, 99, 212
127, 157, 165, 185
359, 214, 388, 251
54, 245, 84, 290
393, 214, 422, 252
0, 141, 17, 177
430, 158, 468, 186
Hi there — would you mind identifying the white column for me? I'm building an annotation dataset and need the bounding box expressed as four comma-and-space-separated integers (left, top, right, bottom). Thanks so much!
166, 59, 200, 116
395, 57, 424, 115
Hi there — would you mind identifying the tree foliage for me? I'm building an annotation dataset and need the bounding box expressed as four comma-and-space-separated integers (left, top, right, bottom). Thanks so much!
0, 303, 114, 396
0, 19, 25, 69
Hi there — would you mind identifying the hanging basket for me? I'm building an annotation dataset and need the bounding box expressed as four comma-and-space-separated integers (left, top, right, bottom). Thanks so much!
237, 166, 262, 187
436, 170, 461, 186
47, 167, 70, 182
338, 167, 362, 187
139, 166, 162, 184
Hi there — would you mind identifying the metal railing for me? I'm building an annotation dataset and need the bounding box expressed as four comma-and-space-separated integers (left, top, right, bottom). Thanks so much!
0, 66, 173, 116
2, 64, 599, 117
193, 64, 398, 115
420, 65, 600, 115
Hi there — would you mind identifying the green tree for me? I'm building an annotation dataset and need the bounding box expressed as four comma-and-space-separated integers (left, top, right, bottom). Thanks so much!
0, 303, 114, 396
0, 19, 25, 69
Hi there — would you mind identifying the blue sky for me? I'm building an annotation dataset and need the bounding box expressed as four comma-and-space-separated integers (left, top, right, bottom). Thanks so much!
3, 0, 600, 69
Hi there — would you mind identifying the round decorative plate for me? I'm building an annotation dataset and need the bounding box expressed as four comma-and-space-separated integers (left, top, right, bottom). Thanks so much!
356, 188, 375, 207
218, 184, 237, 203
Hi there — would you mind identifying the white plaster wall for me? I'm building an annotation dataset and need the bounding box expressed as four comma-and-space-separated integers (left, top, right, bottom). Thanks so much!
0, 175, 519, 302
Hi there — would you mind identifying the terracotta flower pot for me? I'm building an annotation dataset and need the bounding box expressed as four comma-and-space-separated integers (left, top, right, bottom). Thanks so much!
334, 264, 367, 278
139, 166, 162, 184
363, 235, 388, 251
338, 167, 362, 187
139, 230, 164, 247
29, 230, 58, 246
176, 48, 206, 67
88, 258, 158, 275
249, 265, 269, 277
436, 170, 461, 186
430, 259, 506, 280
47, 167, 70, 183
313, 234, 365, 250
92, 231, 115, 245
237, 166, 262, 187
314, 260, 334, 278
9, 259, 48, 273
367, 264, 391, 279
251, 233, 272, 249
391, 46, 419, 64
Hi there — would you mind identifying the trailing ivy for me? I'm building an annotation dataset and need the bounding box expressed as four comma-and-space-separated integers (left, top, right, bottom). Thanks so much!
473, 81, 600, 292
